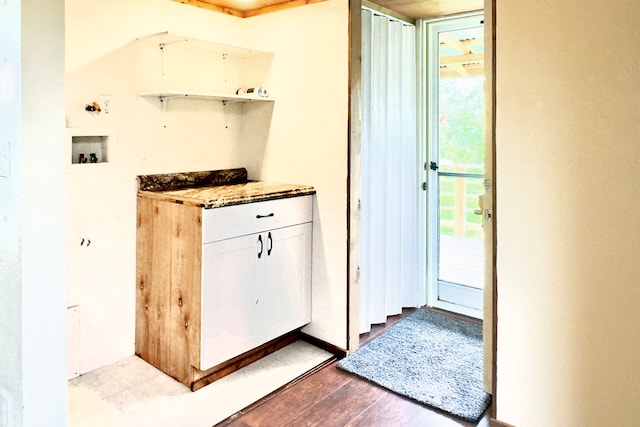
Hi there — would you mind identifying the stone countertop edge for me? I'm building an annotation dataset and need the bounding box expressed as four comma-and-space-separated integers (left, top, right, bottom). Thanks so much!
203, 187, 316, 209
137, 186, 316, 209
136, 169, 316, 209
136, 168, 248, 192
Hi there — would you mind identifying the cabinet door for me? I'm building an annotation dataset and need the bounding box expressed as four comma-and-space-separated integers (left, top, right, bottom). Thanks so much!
259, 223, 312, 343
200, 233, 262, 370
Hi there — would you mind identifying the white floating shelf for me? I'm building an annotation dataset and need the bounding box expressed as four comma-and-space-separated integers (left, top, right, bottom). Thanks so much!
139, 92, 274, 103
134, 31, 273, 58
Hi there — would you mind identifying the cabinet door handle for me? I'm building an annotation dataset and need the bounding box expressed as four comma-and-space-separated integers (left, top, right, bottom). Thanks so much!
267, 232, 273, 256
257, 235, 263, 259
256, 213, 275, 219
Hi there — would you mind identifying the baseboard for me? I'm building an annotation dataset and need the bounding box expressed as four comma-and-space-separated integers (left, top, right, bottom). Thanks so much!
193, 330, 344, 392
300, 332, 348, 358
217, 337, 338, 425
191, 330, 300, 391
490, 418, 516, 427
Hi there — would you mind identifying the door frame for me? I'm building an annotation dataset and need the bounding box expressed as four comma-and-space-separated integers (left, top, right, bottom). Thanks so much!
346, 0, 497, 418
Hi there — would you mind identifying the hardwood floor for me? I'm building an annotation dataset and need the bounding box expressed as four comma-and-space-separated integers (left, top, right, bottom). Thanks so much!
217, 309, 490, 427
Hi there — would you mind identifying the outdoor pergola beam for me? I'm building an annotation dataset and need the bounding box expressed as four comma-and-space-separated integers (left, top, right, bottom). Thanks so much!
440, 64, 484, 78
439, 33, 471, 54
438, 34, 484, 78
440, 53, 484, 66
445, 63, 469, 76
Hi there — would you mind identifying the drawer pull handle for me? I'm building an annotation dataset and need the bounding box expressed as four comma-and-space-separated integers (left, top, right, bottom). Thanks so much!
256, 213, 275, 219
257, 235, 264, 259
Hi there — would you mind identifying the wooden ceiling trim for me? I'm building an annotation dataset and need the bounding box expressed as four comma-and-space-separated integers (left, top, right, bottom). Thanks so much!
242, 0, 326, 18
173, 0, 244, 18
172, 0, 326, 18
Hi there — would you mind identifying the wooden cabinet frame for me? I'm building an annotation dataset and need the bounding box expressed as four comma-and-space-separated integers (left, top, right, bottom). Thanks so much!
136, 195, 312, 390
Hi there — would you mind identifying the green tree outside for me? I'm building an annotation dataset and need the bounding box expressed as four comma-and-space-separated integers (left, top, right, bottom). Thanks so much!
438, 76, 485, 239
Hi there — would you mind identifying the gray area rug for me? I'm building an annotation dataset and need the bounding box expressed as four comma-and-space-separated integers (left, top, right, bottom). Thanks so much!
337, 309, 491, 423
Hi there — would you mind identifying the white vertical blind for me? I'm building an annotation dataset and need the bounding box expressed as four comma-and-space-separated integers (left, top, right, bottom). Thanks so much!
359, 9, 420, 334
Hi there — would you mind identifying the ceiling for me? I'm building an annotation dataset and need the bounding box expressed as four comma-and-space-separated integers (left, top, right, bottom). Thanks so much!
369, 0, 482, 20
174, 0, 482, 19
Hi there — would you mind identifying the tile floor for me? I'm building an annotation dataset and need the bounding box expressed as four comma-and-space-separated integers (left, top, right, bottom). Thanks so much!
68, 340, 333, 427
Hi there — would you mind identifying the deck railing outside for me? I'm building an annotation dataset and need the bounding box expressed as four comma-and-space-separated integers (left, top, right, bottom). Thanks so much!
438, 163, 484, 240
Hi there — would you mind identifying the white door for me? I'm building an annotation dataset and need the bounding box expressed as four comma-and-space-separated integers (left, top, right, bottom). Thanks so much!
201, 233, 260, 370
260, 223, 312, 343
427, 14, 486, 319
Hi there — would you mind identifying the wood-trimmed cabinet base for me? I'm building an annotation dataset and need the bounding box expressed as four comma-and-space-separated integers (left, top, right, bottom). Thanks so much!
135, 194, 313, 390
189, 330, 300, 391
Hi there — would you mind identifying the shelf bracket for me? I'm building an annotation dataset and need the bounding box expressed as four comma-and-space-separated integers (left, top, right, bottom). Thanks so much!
223, 100, 229, 129
159, 43, 166, 76
160, 96, 168, 114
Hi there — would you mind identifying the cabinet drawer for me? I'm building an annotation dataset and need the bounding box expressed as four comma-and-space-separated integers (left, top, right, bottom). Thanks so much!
202, 195, 313, 243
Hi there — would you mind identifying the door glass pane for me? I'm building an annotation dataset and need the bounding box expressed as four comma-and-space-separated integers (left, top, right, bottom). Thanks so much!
438, 175, 484, 289
438, 28, 485, 175
437, 24, 485, 293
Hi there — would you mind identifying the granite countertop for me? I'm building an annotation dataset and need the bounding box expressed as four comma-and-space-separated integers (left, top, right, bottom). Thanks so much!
137, 168, 315, 209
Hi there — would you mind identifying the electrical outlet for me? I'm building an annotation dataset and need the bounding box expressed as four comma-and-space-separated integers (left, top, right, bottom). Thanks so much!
98, 94, 114, 114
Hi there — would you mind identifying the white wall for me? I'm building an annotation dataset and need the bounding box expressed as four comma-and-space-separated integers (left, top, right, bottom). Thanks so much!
242, 0, 349, 346
65, 0, 245, 373
495, 1, 640, 425
65, 0, 348, 374
0, 2, 24, 425
0, 0, 68, 426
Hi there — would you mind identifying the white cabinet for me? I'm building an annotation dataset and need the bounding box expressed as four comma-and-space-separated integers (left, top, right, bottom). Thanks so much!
200, 233, 259, 369
260, 224, 312, 343
136, 192, 313, 388
200, 196, 312, 371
